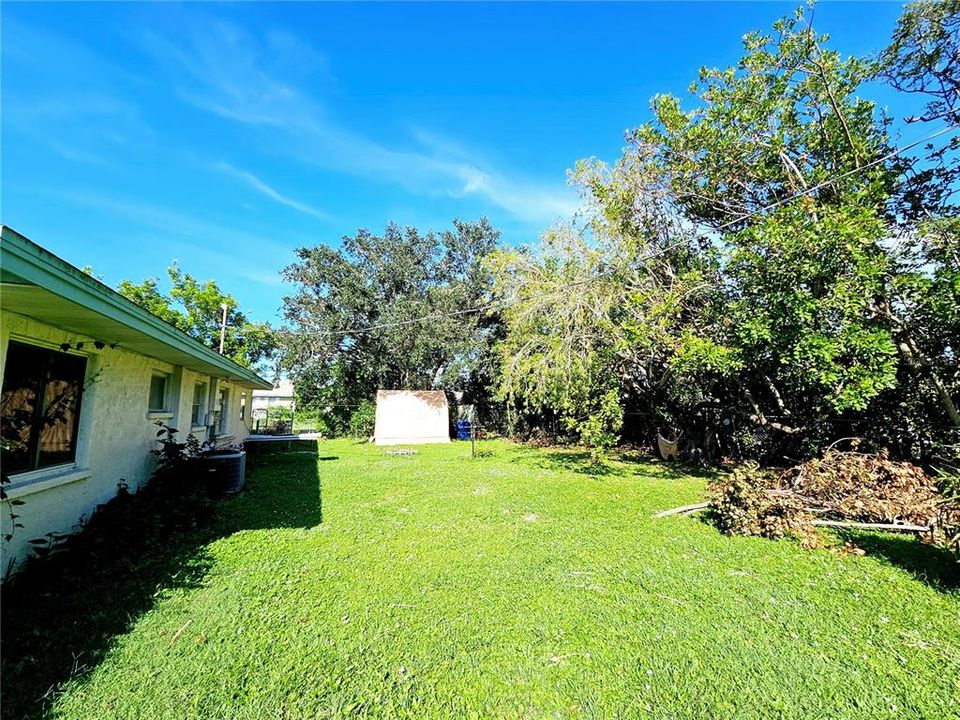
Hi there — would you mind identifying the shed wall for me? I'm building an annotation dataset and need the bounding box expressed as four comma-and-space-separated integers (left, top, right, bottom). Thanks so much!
374, 390, 450, 445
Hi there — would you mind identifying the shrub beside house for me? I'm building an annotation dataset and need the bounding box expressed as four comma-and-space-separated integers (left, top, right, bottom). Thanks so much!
0, 226, 271, 575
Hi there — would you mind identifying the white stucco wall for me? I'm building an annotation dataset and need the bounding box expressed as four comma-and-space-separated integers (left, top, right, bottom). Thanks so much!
0, 311, 255, 574
374, 390, 450, 445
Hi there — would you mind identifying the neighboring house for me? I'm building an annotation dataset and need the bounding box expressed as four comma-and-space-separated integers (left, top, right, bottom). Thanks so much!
251, 379, 295, 416
0, 226, 272, 573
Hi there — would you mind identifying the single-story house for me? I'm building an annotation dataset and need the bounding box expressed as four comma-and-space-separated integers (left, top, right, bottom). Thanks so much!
0, 226, 272, 574
252, 379, 295, 415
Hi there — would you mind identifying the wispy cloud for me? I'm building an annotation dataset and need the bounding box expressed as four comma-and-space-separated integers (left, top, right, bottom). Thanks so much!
45, 188, 293, 262
3, 17, 154, 166
214, 161, 329, 221
140, 18, 578, 225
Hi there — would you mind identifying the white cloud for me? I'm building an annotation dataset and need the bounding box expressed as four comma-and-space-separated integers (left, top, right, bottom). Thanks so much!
214, 161, 329, 221
140, 19, 578, 225
47, 189, 291, 256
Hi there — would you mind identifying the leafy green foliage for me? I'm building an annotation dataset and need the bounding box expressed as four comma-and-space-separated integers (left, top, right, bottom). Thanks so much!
492, 4, 960, 462
151, 421, 202, 477
489, 185, 727, 454
727, 203, 899, 413
4, 424, 214, 601
637, 8, 902, 418
281, 219, 502, 432
572, 388, 623, 463
118, 264, 277, 371
348, 399, 376, 438
878, 1, 960, 436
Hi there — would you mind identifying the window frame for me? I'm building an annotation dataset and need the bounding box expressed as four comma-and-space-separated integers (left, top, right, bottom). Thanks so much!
190, 381, 208, 428
1, 339, 88, 476
239, 393, 247, 421
217, 387, 229, 433
147, 373, 170, 413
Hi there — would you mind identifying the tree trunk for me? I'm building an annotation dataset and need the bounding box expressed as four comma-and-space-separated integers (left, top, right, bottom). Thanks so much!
875, 296, 960, 428
896, 334, 960, 427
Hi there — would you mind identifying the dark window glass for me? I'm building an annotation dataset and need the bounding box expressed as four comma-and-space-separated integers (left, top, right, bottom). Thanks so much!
149, 375, 167, 411
191, 382, 206, 425
218, 388, 228, 432
1, 341, 87, 474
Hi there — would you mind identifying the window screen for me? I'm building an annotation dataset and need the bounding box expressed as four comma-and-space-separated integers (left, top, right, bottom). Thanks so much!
191, 382, 207, 426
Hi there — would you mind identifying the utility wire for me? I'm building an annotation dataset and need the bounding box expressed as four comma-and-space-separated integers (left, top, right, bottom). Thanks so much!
717, 123, 958, 230
281, 123, 958, 340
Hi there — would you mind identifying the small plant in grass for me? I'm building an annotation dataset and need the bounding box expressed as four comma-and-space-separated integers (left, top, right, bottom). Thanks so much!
561, 389, 623, 465
25, 531, 69, 561
152, 421, 202, 479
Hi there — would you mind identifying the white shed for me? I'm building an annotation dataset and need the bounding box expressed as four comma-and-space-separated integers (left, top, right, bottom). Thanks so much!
374, 390, 450, 445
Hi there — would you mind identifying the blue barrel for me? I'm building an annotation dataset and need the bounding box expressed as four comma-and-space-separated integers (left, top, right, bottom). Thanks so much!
455, 420, 472, 440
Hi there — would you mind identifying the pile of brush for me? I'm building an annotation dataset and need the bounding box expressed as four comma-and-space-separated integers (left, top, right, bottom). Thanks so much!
709, 449, 959, 552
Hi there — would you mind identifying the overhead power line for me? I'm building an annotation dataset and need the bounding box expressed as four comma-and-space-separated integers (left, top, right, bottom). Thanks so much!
718, 123, 958, 230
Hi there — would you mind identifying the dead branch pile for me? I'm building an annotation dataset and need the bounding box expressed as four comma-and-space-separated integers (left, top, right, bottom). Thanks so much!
710, 465, 818, 547
778, 450, 940, 526
709, 451, 960, 552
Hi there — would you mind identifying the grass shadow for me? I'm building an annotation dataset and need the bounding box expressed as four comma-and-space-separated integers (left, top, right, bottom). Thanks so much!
504, 443, 719, 481
505, 445, 615, 477
692, 512, 960, 594
0, 447, 324, 720
623, 455, 719, 481
220, 450, 323, 532
836, 530, 960, 593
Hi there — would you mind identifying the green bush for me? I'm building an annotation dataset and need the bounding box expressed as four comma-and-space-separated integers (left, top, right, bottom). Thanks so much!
348, 400, 376, 438
292, 412, 330, 436
6, 423, 213, 586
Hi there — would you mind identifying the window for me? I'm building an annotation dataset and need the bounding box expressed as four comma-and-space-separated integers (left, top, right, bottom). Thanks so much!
239, 393, 247, 421
191, 382, 207, 426
148, 374, 168, 412
1, 341, 87, 474
218, 388, 229, 433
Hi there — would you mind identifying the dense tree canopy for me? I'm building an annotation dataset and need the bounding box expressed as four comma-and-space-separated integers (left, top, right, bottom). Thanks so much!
490, 4, 960, 464
118, 264, 276, 372
269, 3, 957, 460
280, 219, 501, 433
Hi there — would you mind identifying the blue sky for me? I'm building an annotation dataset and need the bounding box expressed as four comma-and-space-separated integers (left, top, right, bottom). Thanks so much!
2, 1, 919, 323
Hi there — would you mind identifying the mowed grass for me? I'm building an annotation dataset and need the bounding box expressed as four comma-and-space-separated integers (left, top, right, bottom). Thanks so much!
3, 439, 959, 719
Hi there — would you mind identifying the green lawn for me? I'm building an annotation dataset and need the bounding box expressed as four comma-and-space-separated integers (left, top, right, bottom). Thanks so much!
3, 440, 959, 719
